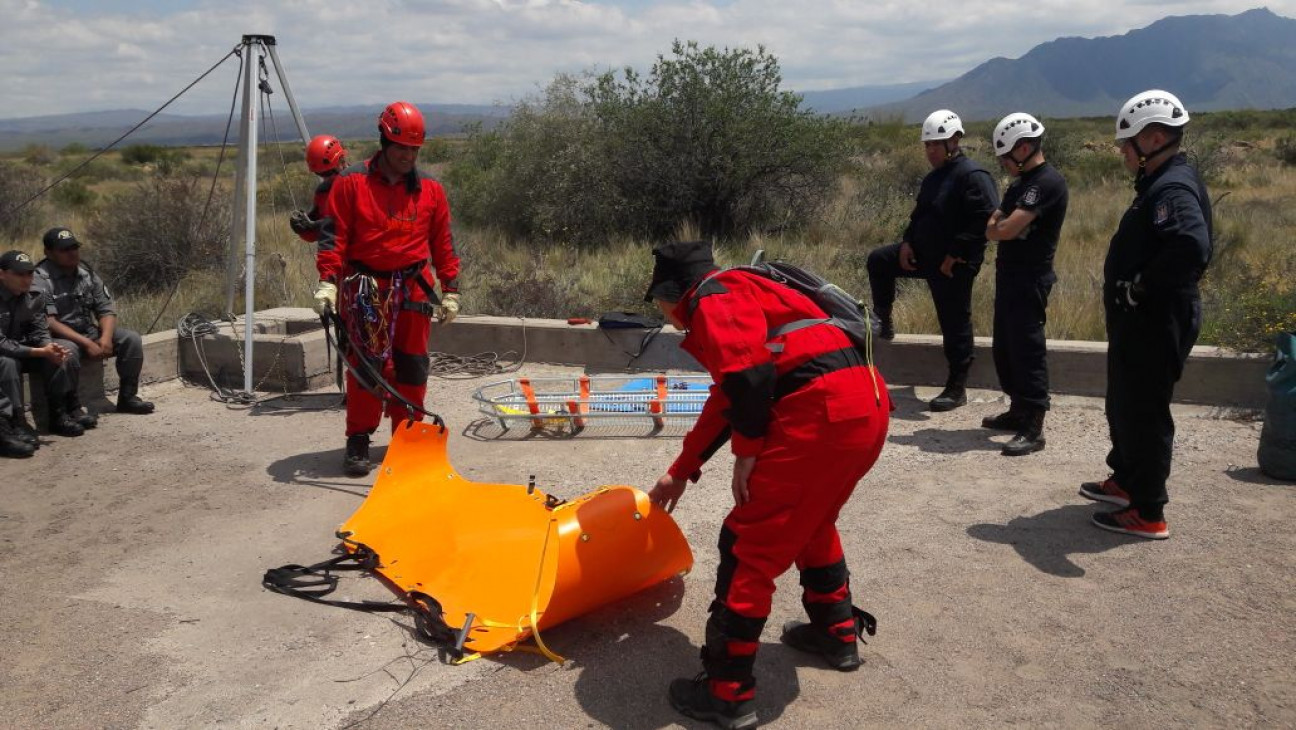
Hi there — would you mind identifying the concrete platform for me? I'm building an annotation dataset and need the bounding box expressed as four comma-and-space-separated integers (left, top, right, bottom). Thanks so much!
30, 308, 1274, 427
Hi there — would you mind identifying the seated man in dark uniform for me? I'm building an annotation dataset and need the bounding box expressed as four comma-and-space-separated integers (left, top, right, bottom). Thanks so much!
0, 249, 76, 455
33, 227, 154, 423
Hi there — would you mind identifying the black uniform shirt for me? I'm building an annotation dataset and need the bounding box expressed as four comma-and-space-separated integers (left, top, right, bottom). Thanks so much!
996, 162, 1069, 270
32, 259, 116, 339
903, 154, 999, 267
1104, 154, 1213, 295
0, 286, 52, 358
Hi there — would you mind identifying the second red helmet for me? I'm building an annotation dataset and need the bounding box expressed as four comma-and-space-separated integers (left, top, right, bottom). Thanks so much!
305, 134, 347, 174
378, 101, 426, 147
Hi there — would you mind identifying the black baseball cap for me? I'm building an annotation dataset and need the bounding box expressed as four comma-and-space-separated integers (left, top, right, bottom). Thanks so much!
644, 240, 718, 303
0, 250, 37, 273
43, 226, 81, 250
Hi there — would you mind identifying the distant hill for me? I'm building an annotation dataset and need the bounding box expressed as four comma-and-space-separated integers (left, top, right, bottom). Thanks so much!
862, 7, 1296, 122
797, 81, 945, 114
0, 104, 510, 152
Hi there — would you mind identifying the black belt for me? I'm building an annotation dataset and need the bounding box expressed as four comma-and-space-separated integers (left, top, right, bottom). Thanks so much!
774, 346, 865, 400
346, 260, 441, 306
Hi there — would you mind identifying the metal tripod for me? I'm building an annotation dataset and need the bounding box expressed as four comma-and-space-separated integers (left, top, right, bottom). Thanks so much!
224, 34, 311, 394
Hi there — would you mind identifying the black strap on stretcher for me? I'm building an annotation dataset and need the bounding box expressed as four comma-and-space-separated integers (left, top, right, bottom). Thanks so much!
261, 546, 472, 661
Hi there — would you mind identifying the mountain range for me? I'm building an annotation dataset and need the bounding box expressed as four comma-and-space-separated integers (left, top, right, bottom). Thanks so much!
863, 7, 1296, 122
1, 8, 1293, 150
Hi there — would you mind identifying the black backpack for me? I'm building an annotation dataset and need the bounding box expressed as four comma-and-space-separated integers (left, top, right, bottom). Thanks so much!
723, 258, 881, 351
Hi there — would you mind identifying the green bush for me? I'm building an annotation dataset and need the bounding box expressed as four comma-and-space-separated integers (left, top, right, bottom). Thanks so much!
87, 171, 230, 296
448, 41, 852, 244
51, 180, 97, 210
1275, 135, 1296, 167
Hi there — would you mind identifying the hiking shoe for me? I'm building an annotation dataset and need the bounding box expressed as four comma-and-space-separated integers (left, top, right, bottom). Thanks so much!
982, 409, 1025, 431
668, 674, 758, 730
343, 433, 372, 477
1091, 507, 1169, 540
780, 620, 861, 672
1079, 477, 1130, 507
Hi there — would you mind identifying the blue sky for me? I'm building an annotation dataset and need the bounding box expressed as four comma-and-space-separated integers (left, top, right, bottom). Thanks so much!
3, 0, 1293, 118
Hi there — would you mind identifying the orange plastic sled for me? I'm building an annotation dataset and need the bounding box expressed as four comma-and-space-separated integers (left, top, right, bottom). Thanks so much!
336, 420, 693, 663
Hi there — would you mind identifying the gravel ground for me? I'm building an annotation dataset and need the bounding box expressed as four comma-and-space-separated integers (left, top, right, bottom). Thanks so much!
0, 365, 1292, 730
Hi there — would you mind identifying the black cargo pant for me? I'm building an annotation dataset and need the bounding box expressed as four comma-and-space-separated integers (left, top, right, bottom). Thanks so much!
1103, 288, 1201, 518
867, 242, 980, 370
992, 266, 1056, 412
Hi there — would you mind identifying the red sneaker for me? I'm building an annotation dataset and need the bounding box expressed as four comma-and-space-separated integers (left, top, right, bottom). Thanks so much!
1079, 477, 1130, 507
1091, 507, 1169, 540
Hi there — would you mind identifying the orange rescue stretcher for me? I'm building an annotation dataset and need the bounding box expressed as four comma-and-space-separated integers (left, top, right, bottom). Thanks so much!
267, 419, 694, 665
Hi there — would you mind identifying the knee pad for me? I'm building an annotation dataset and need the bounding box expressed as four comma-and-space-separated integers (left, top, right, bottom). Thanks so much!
392, 351, 430, 385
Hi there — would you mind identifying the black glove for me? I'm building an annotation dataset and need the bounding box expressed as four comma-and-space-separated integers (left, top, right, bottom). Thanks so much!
289, 210, 315, 235
1113, 275, 1144, 312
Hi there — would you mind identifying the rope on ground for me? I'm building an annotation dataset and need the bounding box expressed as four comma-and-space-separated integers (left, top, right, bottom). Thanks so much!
427, 317, 528, 379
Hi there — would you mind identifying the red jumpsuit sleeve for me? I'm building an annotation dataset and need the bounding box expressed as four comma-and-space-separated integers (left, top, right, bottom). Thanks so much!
668, 384, 731, 481
669, 283, 775, 479
316, 175, 351, 282
426, 182, 460, 292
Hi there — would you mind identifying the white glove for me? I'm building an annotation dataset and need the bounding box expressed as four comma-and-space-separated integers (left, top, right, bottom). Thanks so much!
438, 292, 460, 324
313, 281, 338, 315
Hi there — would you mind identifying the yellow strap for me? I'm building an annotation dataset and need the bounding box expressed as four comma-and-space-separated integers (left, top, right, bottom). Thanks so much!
524, 517, 565, 664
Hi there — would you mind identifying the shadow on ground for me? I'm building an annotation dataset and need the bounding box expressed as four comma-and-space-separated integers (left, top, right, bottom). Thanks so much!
265, 445, 388, 498
889, 427, 1004, 454
567, 579, 800, 729
967, 504, 1142, 578
1224, 464, 1295, 486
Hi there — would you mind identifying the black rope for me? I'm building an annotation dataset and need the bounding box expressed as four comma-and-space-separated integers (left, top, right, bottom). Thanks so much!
145, 49, 246, 335
0, 46, 241, 224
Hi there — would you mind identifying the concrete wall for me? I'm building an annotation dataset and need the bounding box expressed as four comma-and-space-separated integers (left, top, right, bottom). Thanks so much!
32, 309, 1272, 411
430, 314, 1273, 409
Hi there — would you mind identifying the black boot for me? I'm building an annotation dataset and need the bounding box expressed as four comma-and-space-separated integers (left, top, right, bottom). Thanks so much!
982, 405, 1026, 431
780, 620, 861, 671
667, 674, 758, 730
877, 312, 895, 341
343, 432, 372, 477
48, 403, 85, 437
66, 393, 98, 430
116, 380, 155, 415
9, 414, 40, 449
0, 419, 37, 458
1002, 408, 1046, 456
929, 365, 970, 412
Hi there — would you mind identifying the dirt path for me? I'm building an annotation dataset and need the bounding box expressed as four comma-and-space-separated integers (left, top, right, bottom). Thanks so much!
1, 368, 1291, 729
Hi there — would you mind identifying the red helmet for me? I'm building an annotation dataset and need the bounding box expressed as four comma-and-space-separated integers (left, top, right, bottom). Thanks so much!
378, 101, 426, 147
305, 134, 347, 174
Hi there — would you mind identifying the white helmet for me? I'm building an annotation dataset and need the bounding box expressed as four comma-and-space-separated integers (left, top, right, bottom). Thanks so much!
1115, 89, 1189, 140
992, 113, 1045, 158
921, 110, 964, 142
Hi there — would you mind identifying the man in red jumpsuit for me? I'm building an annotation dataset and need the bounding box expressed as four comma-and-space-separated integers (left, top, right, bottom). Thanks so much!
646, 241, 890, 729
290, 134, 349, 245
312, 102, 461, 477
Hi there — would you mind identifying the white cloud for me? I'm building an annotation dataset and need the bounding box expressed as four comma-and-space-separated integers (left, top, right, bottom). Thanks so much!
0, 0, 1291, 117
